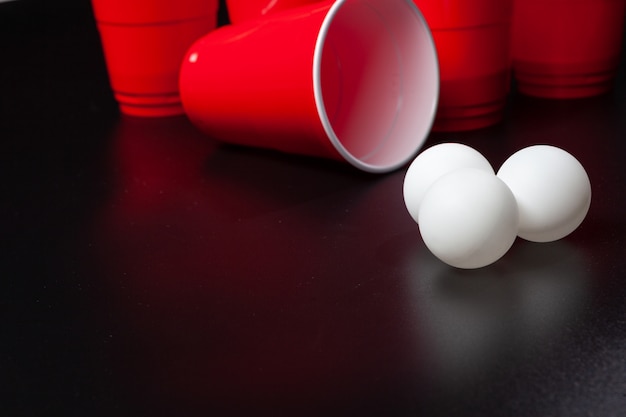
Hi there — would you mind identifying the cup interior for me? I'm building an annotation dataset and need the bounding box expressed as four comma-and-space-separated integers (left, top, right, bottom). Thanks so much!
314, 0, 439, 173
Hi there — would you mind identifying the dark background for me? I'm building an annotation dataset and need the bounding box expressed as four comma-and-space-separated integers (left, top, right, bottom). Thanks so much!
1, 1, 625, 416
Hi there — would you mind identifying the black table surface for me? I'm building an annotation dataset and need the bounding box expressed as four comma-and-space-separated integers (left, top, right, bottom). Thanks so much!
2, 1, 625, 416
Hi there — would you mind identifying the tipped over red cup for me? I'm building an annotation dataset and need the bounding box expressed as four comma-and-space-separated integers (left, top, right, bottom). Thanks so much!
512, 0, 626, 99
91, 0, 219, 117
413, 0, 514, 131
180, 0, 439, 173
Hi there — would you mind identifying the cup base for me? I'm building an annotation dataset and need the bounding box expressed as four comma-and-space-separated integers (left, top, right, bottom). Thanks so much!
514, 60, 618, 99
515, 75, 616, 99
433, 70, 509, 132
116, 92, 184, 117
96, 15, 216, 118
431, 101, 505, 132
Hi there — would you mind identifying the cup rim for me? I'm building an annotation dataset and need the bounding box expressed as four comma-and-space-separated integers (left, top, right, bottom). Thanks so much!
312, 0, 439, 173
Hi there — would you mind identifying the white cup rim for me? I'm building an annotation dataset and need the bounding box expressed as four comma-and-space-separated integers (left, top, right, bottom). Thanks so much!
313, 0, 440, 173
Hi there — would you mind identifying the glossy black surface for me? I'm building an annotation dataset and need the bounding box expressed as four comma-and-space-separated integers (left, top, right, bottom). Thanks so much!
2, 1, 625, 416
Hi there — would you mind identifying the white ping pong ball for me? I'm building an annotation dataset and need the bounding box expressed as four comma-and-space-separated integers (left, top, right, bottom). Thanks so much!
497, 145, 591, 243
403, 143, 494, 224
418, 168, 519, 269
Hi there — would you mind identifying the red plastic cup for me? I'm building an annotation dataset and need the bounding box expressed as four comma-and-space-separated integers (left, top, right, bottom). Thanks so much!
91, 0, 219, 117
226, 0, 325, 24
180, 0, 439, 173
512, 0, 626, 99
413, 0, 514, 131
